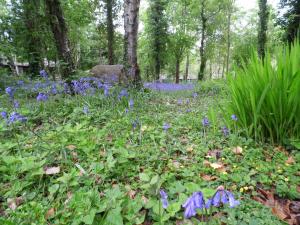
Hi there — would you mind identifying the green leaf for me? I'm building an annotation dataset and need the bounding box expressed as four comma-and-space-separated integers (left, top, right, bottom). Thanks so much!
139, 173, 150, 182
105, 207, 123, 225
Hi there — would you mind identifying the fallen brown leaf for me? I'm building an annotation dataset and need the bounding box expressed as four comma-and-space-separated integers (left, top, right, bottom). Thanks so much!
232, 146, 243, 155
200, 174, 218, 181
7, 197, 23, 211
45, 208, 55, 219
44, 166, 60, 175
127, 190, 137, 199
66, 145, 76, 151
286, 156, 295, 165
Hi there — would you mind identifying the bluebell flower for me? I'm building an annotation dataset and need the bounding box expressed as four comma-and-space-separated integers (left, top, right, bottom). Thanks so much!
119, 89, 128, 99
9, 112, 27, 123
182, 192, 205, 218
104, 86, 109, 97
193, 92, 198, 98
13, 100, 20, 109
186, 109, 191, 113
222, 126, 230, 136
17, 80, 24, 86
83, 106, 89, 115
129, 99, 134, 108
231, 114, 238, 121
163, 123, 171, 131
51, 84, 58, 95
202, 117, 210, 127
36, 93, 48, 102
178, 99, 183, 105
159, 190, 169, 209
40, 69, 48, 78
206, 187, 240, 209
132, 119, 139, 129
5, 87, 14, 98
1, 111, 7, 119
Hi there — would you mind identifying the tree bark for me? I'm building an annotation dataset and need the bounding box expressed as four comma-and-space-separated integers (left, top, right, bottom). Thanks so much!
258, 0, 269, 60
45, 0, 75, 80
175, 58, 180, 84
226, 1, 233, 75
185, 53, 189, 81
23, 0, 43, 76
106, 0, 115, 65
124, 0, 141, 85
198, 0, 207, 81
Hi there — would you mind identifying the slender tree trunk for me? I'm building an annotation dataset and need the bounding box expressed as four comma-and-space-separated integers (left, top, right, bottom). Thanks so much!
175, 58, 180, 84
185, 53, 189, 81
45, 0, 74, 80
209, 60, 212, 79
23, 0, 43, 76
198, 0, 207, 81
106, 0, 115, 65
258, 0, 269, 60
222, 55, 226, 78
226, 1, 233, 75
124, 0, 141, 85
155, 55, 160, 81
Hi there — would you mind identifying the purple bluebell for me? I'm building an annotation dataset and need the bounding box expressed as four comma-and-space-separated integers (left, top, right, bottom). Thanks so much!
36, 93, 48, 102
144, 82, 194, 92
51, 84, 58, 95
186, 109, 191, 113
17, 80, 24, 86
13, 100, 20, 109
206, 188, 240, 209
202, 117, 210, 127
40, 69, 48, 78
192, 92, 198, 98
83, 106, 89, 115
132, 119, 139, 129
159, 190, 169, 209
129, 99, 134, 108
163, 123, 171, 131
104, 86, 109, 97
1, 111, 7, 119
5, 87, 14, 98
119, 89, 128, 99
231, 114, 238, 121
222, 126, 230, 136
182, 192, 205, 218
178, 99, 183, 105
9, 112, 27, 123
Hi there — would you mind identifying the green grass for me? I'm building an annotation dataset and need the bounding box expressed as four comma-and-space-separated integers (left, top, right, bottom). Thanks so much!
0, 81, 298, 225
227, 39, 300, 144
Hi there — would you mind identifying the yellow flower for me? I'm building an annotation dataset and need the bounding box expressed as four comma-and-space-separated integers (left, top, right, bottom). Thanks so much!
240, 188, 244, 193
284, 178, 289, 182
244, 186, 249, 191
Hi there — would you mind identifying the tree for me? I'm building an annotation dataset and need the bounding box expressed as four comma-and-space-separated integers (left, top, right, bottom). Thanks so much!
258, 0, 269, 59
104, 0, 115, 64
146, 0, 168, 80
45, 0, 74, 80
225, 0, 234, 75
124, 0, 141, 85
22, 0, 43, 76
278, 0, 300, 43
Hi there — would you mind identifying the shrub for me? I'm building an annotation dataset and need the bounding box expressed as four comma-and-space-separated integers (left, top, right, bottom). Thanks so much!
227, 39, 300, 144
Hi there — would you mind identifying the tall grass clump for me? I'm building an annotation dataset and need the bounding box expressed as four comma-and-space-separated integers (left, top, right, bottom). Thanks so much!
227, 39, 300, 144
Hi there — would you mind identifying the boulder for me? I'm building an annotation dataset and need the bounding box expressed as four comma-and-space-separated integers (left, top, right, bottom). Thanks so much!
90, 64, 126, 83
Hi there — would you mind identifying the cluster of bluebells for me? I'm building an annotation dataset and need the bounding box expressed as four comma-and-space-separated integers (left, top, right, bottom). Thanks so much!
160, 186, 240, 219
1, 111, 27, 124
144, 82, 195, 92
37, 93, 49, 102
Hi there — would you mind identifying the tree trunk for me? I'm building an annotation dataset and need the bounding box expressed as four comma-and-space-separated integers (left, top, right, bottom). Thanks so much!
258, 0, 269, 60
226, 1, 233, 75
175, 58, 180, 84
106, 0, 115, 65
198, 0, 207, 81
124, 0, 141, 85
23, 0, 43, 76
45, 0, 74, 80
185, 53, 189, 81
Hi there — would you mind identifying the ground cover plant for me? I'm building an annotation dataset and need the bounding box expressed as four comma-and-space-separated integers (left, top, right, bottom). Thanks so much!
0, 73, 299, 225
